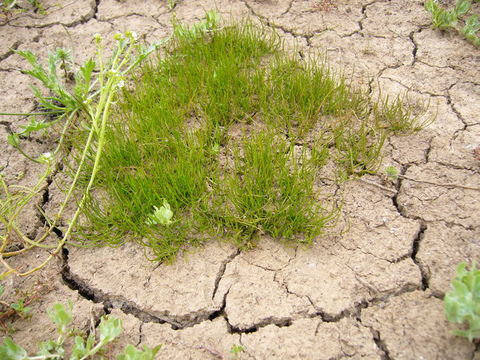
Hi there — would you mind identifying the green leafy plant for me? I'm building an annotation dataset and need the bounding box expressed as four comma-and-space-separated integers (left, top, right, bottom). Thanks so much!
0, 302, 161, 359
444, 262, 480, 341
0, 31, 160, 278
425, 0, 480, 46
145, 200, 174, 226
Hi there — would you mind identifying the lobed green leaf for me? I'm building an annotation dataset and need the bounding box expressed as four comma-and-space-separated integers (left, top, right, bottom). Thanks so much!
0, 338, 28, 360
99, 315, 123, 343
48, 302, 73, 335
444, 262, 480, 341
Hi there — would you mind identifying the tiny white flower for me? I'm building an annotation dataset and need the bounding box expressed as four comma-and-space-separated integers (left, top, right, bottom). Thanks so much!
126, 30, 138, 41
38, 152, 54, 164
107, 69, 118, 77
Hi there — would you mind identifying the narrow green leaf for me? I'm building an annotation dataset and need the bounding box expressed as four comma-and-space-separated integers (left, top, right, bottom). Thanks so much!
425, 0, 438, 13
15, 49, 38, 67
7, 133, 20, 148
455, 0, 471, 15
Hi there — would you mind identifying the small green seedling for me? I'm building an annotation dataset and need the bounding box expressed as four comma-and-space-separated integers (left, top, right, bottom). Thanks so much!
0, 302, 162, 359
0, 284, 40, 334
230, 344, 244, 358
444, 262, 480, 341
385, 165, 399, 181
173, 9, 219, 38
0, 284, 31, 318
145, 200, 174, 226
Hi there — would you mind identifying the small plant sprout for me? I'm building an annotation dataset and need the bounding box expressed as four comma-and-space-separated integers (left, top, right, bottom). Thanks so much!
0, 281, 50, 334
444, 262, 480, 341
385, 165, 399, 181
55, 48, 74, 80
211, 143, 221, 154
146, 200, 174, 226
0, 284, 29, 318
1, 0, 44, 14
230, 344, 244, 358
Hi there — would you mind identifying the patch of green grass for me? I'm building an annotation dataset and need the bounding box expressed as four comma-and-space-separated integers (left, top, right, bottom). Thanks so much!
205, 130, 334, 246
66, 15, 427, 261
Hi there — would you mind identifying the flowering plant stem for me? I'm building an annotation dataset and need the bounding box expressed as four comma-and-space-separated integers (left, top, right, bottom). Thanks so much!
0, 32, 160, 278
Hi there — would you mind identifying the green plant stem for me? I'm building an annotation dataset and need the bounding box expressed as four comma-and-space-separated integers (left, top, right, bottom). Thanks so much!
17, 79, 116, 277
1, 111, 75, 257
0, 112, 63, 116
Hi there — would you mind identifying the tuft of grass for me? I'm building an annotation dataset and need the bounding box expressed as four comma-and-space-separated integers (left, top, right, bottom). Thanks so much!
65, 14, 429, 261
206, 130, 335, 247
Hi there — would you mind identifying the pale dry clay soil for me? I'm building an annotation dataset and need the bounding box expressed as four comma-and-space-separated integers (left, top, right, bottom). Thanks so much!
1, 0, 480, 359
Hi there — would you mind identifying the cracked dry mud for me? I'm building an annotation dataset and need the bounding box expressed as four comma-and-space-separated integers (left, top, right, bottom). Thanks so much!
1, 0, 479, 359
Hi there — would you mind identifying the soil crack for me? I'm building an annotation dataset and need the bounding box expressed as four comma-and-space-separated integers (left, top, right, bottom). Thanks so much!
61, 248, 184, 329
0, 40, 22, 62
227, 315, 293, 334
7, 0, 98, 29
281, 0, 294, 16
408, 29, 421, 66
36, 167, 64, 238
410, 223, 429, 290
368, 326, 392, 360
212, 248, 241, 300
93, 0, 100, 20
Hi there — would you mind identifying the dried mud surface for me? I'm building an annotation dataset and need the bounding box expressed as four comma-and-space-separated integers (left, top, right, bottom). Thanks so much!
1, 0, 479, 359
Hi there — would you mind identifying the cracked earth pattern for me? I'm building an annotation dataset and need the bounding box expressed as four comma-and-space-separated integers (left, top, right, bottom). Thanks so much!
1, 0, 480, 359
